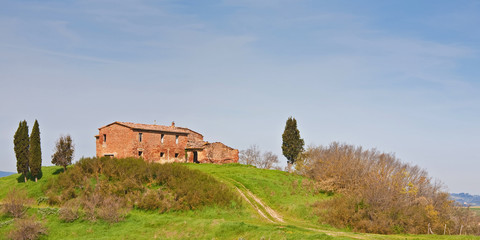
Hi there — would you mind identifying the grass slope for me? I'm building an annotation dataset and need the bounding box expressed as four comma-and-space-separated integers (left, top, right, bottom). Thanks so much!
0, 164, 479, 240
185, 163, 328, 225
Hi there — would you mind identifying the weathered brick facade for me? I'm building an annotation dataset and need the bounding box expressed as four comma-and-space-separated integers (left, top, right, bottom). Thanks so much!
95, 121, 238, 164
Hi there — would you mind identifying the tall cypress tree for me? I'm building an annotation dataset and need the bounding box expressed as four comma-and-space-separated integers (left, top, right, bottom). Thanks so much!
14, 120, 30, 182
29, 120, 42, 182
281, 117, 304, 171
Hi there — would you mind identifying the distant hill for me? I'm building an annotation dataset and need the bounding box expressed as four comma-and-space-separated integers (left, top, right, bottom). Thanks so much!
450, 193, 480, 206
0, 171, 15, 178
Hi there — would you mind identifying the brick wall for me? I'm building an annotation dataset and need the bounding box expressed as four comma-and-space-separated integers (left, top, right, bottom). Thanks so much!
96, 122, 238, 164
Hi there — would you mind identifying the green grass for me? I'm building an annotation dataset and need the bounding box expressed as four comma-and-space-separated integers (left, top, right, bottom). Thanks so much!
185, 163, 328, 225
1, 164, 479, 239
0, 166, 63, 200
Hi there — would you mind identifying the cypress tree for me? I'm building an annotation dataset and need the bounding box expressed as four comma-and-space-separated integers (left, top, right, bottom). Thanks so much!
281, 117, 304, 171
14, 120, 29, 182
29, 120, 42, 182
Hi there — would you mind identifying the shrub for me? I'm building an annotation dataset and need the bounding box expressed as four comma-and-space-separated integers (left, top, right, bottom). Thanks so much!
137, 189, 177, 213
81, 191, 101, 222
97, 196, 128, 223
36, 207, 58, 218
46, 157, 240, 223
59, 200, 80, 222
2, 188, 32, 218
137, 190, 163, 211
8, 216, 47, 240
298, 142, 480, 235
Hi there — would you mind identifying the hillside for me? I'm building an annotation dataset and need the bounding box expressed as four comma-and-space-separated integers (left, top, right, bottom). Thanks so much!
0, 163, 479, 240
451, 193, 480, 206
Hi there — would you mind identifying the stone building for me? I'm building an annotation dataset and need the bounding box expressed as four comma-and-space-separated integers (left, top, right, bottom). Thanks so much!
95, 121, 238, 164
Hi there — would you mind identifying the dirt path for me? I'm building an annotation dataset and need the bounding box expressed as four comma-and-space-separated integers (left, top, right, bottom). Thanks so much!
231, 179, 376, 240
235, 188, 274, 223
232, 180, 284, 223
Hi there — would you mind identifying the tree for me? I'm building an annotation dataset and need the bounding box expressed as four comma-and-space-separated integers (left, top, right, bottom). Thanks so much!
14, 121, 29, 182
281, 117, 304, 171
51, 135, 74, 171
239, 144, 261, 166
240, 145, 280, 170
29, 120, 42, 182
257, 151, 279, 170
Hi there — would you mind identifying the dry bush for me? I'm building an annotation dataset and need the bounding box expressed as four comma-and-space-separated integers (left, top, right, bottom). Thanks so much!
78, 187, 129, 223
8, 216, 47, 240
59, 199, 80, 222
297, 142, 480, 235
97, 196, 128, 223
81, 191, 102, 222
2, 188, 32, 218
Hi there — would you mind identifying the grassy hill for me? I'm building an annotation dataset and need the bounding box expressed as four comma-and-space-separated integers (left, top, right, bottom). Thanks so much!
0, 163, 479, 240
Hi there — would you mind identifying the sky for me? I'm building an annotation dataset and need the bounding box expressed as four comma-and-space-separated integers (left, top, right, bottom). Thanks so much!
1, 0, 479, 194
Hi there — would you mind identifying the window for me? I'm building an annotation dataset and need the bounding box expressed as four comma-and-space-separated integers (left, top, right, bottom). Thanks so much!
175, 135, 179, 144
138, 151, 143, 157
103, 134, 106, 142
160, 152, 164, 157
139, 133, 143, 142
161, 134, 164, 144
175, 153, 179, 158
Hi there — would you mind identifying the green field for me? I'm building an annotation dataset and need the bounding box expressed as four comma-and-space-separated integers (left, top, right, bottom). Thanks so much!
471, 207, 480, 217
0, 164, 479, 240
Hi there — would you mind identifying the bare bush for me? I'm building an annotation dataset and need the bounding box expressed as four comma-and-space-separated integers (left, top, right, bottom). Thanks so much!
97, 196, 128, 223
297, 142, 480, 235
2, 188, 32, 218
59, 200, 80, 222
8, 216, 47, 240
81, 191, 102, 222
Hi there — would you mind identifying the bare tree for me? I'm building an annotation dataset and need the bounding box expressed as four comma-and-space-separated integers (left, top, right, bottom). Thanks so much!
240, 146, 280, 170
239, 145, 261, 166
257, 151, 279, 169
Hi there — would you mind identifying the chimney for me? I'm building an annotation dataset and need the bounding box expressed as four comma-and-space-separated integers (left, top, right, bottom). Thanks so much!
171, 121, 175, 127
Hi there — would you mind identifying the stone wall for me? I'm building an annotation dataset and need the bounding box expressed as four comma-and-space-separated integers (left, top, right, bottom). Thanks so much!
196, 142, 239, 164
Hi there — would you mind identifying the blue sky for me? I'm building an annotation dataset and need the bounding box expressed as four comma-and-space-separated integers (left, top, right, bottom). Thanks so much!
1, 0, 479, 194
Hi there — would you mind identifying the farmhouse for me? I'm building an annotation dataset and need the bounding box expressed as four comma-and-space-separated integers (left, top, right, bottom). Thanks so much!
95, 121, 239, 164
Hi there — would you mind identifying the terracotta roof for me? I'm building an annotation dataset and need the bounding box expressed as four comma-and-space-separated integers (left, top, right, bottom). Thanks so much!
176, 127, 204, 138
99, 121, 191, 134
